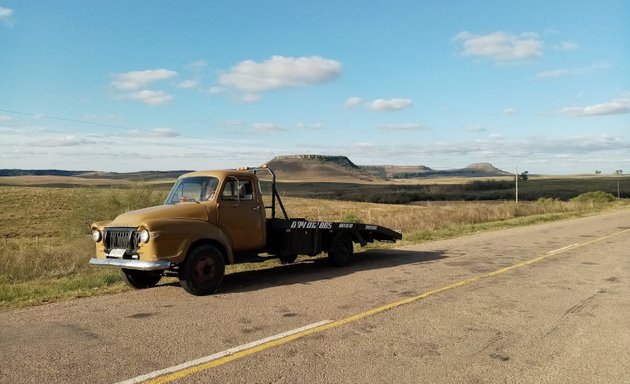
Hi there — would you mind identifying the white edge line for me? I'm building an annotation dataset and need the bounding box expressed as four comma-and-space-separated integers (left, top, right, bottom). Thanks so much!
114, 319, 333, 384
547, 243, 580, 254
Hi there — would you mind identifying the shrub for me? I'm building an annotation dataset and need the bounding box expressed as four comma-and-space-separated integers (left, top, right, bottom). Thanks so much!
570, 191, 616, 203
340, 212, 363, 223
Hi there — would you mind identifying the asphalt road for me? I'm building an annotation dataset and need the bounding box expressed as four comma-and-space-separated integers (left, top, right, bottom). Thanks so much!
1, 209, 629, 384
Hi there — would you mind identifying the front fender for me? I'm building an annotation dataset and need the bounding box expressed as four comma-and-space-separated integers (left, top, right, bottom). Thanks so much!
139, 219, 233, 265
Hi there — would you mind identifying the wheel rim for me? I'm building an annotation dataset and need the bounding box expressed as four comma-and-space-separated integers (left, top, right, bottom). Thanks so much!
194, 254, 219, 287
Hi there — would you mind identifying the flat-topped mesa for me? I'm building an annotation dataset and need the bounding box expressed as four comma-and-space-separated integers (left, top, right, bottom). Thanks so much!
268, 155, 359, 169
464, 162, 504, 173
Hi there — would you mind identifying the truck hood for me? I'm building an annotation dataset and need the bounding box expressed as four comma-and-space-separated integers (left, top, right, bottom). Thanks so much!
108, 203, 208, 227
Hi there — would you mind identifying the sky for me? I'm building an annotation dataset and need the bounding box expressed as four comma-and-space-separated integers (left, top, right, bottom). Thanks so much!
0, 1, 629, 174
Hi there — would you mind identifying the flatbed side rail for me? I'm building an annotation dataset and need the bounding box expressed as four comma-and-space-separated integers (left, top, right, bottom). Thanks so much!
271, 219, 403, 242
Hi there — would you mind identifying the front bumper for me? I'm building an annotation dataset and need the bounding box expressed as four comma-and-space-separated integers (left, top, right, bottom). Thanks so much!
89, 258, 171, 271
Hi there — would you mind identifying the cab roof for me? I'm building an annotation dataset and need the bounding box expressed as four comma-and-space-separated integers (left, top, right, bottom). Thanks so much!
178, 169, 258, 179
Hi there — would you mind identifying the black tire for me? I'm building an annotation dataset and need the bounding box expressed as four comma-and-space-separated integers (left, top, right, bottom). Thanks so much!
179, 244, 225, 296
120, 269, 161, 289
279, 254, 298, 264
328, 233, 354, 267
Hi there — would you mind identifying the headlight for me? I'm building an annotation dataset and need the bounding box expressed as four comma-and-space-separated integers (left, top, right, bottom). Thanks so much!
138, 229, 150, 243
91, 229, 102, 242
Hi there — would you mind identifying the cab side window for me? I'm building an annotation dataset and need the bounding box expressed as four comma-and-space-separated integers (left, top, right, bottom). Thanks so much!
221, 180, 254, 201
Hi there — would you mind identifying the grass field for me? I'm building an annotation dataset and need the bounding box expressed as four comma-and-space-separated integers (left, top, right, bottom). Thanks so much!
0, 183, 627, 310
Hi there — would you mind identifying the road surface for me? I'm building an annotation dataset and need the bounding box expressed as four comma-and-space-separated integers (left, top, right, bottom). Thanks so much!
1, 209, 629, 383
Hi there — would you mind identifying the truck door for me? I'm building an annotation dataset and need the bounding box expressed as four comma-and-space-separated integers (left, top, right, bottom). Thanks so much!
217, 177, 266, 252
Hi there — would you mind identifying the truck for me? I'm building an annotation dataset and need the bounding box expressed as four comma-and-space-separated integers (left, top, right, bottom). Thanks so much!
89, 166, 402, 295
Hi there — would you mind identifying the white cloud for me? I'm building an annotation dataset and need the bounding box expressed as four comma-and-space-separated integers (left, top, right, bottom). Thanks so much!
0, 114, 11, 123
367, 98, 413, 111
217, 55, 342, 100
344, 97, 363, 108
111, 69, 178, 91
380, 123, 427, 131
502, 108, 517, 115
453, 31, 543, 62
30, 135, 95, 147
465, 125, 487, 132
253, 123, 286, 134
297, 122, 324, 130
178, 79, 199, 89
126, 128, 180, 138
0, 6, 15, 27
83, 114, 123, 123
187, 60, 208, 70
123, 90, 173, 105
560, 94, 630, 117
553, 41, 581, 51
535, 62, 612, 79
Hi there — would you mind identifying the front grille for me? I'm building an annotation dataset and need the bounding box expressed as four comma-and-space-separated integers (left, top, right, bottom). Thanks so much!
104, 227, 140, 253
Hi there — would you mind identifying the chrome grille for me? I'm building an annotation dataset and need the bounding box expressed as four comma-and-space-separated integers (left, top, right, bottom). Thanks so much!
104, 228, 140, 252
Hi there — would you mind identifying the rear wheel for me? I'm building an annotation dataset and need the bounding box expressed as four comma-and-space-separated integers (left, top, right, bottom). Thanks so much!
328, 233, 354, 267
179, 244, 225, 295
120, 269, 161, 289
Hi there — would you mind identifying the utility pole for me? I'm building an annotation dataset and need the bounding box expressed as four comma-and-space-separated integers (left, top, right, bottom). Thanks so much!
515, 163, 519, 203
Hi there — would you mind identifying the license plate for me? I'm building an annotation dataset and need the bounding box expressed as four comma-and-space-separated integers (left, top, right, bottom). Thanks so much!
107, 248, 126, 258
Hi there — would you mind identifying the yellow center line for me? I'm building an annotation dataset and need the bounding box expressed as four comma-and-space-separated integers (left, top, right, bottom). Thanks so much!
143, 228, 630, 384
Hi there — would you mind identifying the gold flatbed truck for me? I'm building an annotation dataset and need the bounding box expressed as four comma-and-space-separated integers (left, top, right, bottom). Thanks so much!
89, 166, 402, 295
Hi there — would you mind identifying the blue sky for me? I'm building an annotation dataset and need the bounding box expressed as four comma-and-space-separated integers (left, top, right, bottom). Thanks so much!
1, 1, 628, 174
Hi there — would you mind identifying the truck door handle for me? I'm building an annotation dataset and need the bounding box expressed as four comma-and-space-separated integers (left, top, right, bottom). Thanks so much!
253, 206, 261, 211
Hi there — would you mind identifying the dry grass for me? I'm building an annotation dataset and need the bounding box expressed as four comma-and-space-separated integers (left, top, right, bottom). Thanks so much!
0, 185, 625, 310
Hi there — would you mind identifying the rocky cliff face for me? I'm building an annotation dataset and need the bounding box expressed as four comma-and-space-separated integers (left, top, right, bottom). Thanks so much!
268, 155, 359, 168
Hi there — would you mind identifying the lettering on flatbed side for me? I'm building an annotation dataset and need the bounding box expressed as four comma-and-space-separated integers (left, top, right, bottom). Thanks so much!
290, 221, 333, 230
365, 225, 377, 230
339, 223, 354, 229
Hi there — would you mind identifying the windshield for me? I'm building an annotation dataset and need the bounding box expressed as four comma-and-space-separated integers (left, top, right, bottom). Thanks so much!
165, 176, 220, 204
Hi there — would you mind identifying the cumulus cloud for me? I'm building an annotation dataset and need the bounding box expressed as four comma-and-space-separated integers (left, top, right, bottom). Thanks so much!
216, 55, 342, 100
380, 123, 427, 131
367, 98, 413, 111
110, 69, 178, 105
121, 90, 173, 106
560, 94, 630, 117
0, 6, 15, 27
453, 31, 543, 62
178, 79, 199, 89
111, 69, 178, 91
344, 97, 364, 108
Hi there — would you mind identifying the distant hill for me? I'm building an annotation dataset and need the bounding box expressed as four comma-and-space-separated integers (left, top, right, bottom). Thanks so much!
1, 159, 511, 185
263, 155, 378, 181
263, 156, 511, 181
0, 169, 191, 182
364, 162, 512, 179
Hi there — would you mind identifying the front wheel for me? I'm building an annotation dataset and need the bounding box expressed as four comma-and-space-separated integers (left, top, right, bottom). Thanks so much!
120, 269, 161, 289
179, 244, 225, 296
328, 233, 354, 267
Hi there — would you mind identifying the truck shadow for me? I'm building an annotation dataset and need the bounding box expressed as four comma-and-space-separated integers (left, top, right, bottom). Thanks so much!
217, 248, 446, 294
